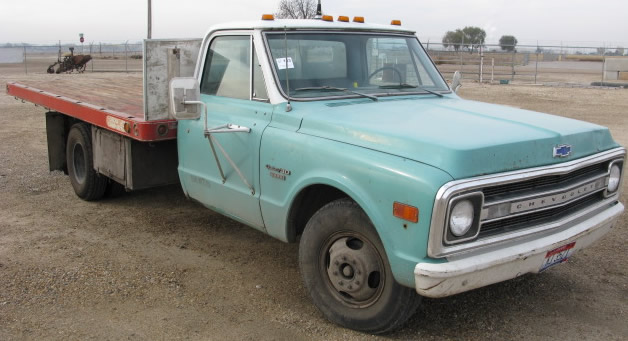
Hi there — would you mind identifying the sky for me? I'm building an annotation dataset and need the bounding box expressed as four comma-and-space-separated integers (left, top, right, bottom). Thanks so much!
1, 0, 627, 47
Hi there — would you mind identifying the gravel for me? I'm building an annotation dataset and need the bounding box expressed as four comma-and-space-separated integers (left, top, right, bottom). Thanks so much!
1, 73, 627, 340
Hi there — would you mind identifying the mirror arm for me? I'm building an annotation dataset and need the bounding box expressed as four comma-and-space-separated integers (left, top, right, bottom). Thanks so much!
205, 124, 251, 134
207, 134, 227, 184
180, 99, 207, 125
192, 101, 253, 195
206, 133, 255, 195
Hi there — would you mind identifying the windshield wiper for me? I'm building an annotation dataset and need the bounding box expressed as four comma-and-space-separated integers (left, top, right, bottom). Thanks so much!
379, 84, 444, 97
295, 86, 378, 101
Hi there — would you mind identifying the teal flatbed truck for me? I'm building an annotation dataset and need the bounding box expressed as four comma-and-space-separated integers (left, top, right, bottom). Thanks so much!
8, 16, 625, 333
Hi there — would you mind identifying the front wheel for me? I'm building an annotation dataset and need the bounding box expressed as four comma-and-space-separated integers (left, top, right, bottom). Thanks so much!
299, 198, 421, 334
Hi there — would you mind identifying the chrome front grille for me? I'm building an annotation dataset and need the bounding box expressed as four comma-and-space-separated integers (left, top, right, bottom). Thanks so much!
479, 192, 604, 238
482, 162, 607, 198
427, 148, 626, 258
477, 160, 612, 236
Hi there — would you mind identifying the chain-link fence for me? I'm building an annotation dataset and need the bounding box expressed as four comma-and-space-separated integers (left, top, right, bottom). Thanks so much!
2, 41, 627, 87
425, 42, 628, 86
0, 43, 142, 75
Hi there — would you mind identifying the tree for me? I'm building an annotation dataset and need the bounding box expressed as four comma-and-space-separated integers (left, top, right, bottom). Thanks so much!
275, 0, 317, 19
442, 29, 464, 51
462, 26, 486, 51
499, 35, 518, 52
442, 26, 486, 52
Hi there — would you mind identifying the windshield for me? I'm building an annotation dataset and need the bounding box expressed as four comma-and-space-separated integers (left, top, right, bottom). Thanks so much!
265, 32, 449, 99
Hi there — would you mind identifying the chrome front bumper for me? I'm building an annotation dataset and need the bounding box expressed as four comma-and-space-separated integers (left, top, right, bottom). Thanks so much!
414, 202, 624, 298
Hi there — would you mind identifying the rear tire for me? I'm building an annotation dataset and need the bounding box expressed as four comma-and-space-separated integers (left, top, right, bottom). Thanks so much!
66, 123, 107, 201
299, 198, 421, 334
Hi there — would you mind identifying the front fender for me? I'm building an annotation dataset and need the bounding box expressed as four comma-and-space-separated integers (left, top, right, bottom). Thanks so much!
259, 127, 452, 288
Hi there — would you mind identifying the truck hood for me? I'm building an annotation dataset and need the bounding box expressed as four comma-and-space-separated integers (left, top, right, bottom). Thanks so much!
296, 96, 619, 179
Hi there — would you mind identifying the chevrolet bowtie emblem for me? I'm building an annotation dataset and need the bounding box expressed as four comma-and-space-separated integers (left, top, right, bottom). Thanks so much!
553, 144, 572, 158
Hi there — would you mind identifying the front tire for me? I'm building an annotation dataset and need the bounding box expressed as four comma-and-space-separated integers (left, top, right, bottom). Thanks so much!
66, 123, 107, 201
299, 198, 421, 334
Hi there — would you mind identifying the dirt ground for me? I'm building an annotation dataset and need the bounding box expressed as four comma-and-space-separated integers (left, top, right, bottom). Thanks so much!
0, 72, 627, 340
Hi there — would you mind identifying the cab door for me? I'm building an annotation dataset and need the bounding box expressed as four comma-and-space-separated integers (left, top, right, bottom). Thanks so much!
177, 34, 272, 230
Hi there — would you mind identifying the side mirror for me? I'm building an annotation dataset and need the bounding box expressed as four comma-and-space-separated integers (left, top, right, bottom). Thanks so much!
451, 71, 462, 93
169, 77, 201, 120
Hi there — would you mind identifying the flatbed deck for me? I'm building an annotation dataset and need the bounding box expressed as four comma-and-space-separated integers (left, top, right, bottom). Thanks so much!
6, 75, 177, 141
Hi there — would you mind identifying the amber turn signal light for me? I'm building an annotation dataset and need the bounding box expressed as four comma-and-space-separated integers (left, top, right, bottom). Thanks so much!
321, 15, 333, 22
391, 20, 402, 26
393, 202, 419, 223
353, 16, 365, 23
338, 16, 349, 22
261, 14, 275, 20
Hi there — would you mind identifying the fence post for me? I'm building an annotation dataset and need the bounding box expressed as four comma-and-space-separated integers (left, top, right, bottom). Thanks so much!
125, 42, 128, 73
602, 53, 606, 83
23, 45, 28, 74
511, 49, 515, 81
479, 45, 483, 83
535, 52, 539, 84
459, 44, 463, 70
491, 58, 494, 83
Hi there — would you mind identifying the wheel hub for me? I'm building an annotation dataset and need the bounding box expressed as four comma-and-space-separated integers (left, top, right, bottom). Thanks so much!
72, 143, 86, 184
326, 236, 382, 302
341, 264, 354, 278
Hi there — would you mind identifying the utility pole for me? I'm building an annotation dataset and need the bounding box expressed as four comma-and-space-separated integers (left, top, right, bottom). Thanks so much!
148, 0, 152, 39
315, 0, 322, 19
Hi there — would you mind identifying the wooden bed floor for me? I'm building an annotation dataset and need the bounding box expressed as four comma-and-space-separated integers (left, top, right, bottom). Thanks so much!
14, 73, 144, 120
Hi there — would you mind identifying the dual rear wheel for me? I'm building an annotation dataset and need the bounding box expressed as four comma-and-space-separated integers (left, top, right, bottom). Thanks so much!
66, 123, 123, 200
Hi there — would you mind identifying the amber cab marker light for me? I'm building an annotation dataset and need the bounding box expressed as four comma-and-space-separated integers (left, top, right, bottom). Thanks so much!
338, 16, 350, 22
393, 202, 419, 223
321, 15, 333, 22
353, 16, 365, 23
261, 14, 275, 20
391, 19, 402, 26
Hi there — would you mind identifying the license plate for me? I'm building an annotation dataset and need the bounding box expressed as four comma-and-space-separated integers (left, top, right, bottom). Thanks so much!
540, 242, 576, 272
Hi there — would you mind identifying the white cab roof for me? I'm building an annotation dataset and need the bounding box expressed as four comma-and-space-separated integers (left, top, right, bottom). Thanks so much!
205, 19, 415, 35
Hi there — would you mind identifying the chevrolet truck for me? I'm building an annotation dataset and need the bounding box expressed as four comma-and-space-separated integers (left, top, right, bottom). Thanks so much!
7, 15, 625, 333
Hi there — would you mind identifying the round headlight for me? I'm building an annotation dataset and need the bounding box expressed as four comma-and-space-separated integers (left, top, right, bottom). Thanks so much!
608, 164, 621, 193
450, 200, 474, 237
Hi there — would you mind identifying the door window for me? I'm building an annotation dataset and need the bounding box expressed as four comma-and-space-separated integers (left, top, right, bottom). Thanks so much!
201, 36, 250, 99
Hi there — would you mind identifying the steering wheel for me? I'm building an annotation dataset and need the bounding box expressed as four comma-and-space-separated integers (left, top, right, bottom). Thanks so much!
367, 66, 403, 84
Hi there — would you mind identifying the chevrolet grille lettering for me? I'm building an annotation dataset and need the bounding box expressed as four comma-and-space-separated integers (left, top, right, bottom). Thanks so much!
510, 178, 605, 214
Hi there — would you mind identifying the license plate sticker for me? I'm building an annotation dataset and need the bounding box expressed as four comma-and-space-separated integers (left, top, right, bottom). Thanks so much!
540, 242, 576, 272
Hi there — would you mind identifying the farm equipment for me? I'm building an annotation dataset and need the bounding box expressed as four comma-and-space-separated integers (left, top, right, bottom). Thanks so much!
47, 47, 91, 74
